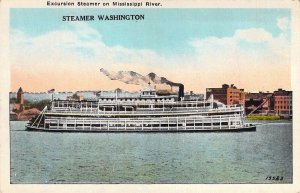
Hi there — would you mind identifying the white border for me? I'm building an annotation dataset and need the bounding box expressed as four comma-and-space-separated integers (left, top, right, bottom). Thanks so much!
1, 0, 299, 192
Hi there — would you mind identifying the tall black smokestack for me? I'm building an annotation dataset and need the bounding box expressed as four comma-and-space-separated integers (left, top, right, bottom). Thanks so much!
178, 84, 184, 101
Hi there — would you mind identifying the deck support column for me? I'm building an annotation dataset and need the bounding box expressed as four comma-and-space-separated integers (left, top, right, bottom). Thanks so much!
176, 117, 178, 131
125, 120, 126, 131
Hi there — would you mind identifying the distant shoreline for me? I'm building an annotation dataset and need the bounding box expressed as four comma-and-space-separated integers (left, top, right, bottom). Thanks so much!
246, 115, 292, 121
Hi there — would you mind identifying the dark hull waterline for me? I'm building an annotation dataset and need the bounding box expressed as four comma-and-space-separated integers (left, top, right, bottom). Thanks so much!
26, 125, 256, 133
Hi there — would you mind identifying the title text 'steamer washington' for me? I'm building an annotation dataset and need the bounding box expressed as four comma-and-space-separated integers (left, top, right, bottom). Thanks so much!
62, 15, 145, 21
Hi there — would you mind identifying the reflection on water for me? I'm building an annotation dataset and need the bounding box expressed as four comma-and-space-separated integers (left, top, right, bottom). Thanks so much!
10, 121, 292, 183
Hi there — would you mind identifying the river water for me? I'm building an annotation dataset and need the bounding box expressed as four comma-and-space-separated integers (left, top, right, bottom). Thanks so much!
10, 121, 292, 184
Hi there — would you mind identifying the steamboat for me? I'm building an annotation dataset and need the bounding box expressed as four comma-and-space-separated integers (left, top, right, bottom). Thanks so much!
26, 84, 256, 132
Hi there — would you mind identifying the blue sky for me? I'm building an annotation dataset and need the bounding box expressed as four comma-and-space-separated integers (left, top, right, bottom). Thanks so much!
11, 9, 290, 56
10, 8, 291, 92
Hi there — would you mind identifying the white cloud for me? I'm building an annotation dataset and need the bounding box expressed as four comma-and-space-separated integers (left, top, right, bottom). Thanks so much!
187, 19, 290, 91
234, 28, 273, 43
277, 17, 289, 31
11, 20, 291, 92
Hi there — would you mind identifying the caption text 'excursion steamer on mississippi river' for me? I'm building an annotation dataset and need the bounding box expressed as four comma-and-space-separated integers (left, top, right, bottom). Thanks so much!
47, 1, 162, 7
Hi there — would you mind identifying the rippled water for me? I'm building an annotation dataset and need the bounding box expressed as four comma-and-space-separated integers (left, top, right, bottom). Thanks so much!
10, 121, 292, 183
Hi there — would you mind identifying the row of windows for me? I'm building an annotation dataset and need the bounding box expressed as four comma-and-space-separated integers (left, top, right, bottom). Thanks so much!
228, 99, 243, 103
275, 100, 292, 104
99, 98, 174, 102
276, 110, 293, 114
275, 96, 292, 99
142, 92, 156, 95
274, 105, 292, 109
229, 96, 240, 98
53, 98, 175, 107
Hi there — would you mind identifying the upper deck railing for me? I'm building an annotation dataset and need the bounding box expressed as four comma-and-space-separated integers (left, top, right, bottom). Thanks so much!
46, 98, 244, 115
46, 105, 243, 116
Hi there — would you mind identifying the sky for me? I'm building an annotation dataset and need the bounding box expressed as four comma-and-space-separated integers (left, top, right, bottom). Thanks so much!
10, 8, 291, 93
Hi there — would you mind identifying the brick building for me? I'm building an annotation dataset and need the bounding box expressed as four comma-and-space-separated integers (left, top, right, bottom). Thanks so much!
206, 84, 245, 106
206, 84, 227, 104
273, 89, 292, 116
245, 89, 292, 116
245, 92, 274, 115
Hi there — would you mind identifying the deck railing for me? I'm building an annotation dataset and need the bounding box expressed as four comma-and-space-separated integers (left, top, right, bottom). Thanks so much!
42, 113, 243, 131
46, 106, 243, 116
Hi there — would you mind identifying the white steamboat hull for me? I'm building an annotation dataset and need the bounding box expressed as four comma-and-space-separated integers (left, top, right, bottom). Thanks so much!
26, 98, 256, 132
26, 113, 256, 132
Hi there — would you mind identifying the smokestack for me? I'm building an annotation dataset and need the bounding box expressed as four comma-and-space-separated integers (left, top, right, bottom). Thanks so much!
178, 84, 184, 101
